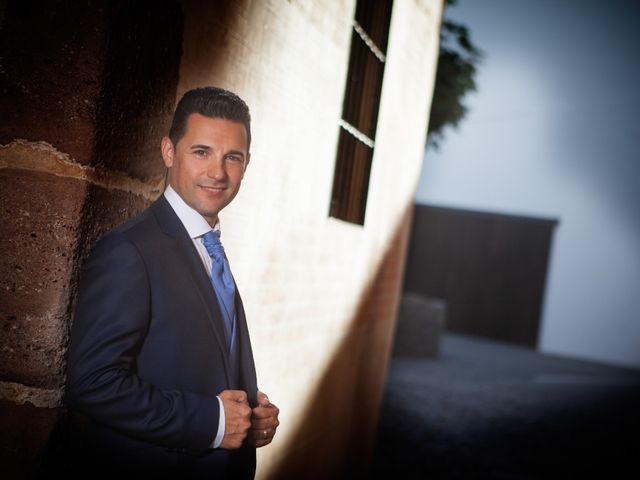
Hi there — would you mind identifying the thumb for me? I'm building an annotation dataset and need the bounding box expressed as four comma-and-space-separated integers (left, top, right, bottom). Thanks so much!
257, 390, 270, 407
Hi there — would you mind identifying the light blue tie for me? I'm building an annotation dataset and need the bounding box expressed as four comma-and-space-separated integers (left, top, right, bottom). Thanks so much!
201, 230, 236, 352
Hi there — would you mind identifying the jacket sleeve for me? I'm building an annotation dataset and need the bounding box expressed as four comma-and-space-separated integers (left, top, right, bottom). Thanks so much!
64, 231, 219, 451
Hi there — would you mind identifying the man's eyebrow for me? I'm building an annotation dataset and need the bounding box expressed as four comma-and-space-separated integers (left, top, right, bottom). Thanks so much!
226, 149, 246, 159
189, 144, 212, 151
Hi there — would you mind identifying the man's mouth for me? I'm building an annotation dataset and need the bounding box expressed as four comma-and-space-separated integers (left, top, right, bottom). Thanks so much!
199, 185, 226, 193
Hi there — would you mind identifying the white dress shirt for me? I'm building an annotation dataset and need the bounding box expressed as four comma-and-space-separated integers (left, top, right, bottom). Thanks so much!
164, 186, 226, 449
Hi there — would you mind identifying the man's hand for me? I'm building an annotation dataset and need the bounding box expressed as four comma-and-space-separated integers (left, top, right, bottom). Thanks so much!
249, 390, 280, 448
219, 390, 252, 450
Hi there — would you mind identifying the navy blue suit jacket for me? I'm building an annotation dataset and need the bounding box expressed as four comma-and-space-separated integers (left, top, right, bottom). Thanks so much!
64, 196, 257, 478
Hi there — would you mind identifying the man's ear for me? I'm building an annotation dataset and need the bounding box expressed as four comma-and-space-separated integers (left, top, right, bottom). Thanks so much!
161, 137, 175, 168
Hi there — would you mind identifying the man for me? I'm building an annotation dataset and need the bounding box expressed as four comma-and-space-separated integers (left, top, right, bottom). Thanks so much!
64, 87, 279, 478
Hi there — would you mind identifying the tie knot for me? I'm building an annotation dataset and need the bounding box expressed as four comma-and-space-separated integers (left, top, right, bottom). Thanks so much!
202, 230, 224, 259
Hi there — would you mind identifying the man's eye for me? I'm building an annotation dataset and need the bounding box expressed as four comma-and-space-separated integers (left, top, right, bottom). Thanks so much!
226, 155, 242, 163
194, 150, 207, 157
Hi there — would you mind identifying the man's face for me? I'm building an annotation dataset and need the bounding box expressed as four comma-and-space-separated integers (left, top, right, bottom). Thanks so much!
162, 113, 250, 226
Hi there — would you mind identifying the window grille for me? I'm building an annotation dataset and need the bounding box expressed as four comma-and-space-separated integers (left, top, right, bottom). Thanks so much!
329, 0, 394, 224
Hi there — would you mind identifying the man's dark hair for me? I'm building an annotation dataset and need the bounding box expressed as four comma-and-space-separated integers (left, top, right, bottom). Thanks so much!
169, 86, 252, 150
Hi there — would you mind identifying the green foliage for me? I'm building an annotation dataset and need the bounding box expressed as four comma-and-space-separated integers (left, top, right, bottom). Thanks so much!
427, 1, 483, 149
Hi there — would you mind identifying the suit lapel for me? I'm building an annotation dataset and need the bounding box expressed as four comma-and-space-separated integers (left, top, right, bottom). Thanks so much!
151, 197, 232, 386
234, 291, 258, 406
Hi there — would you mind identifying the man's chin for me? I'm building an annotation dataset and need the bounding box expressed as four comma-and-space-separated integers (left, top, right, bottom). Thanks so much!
191, 194, 233, 223
194, 204, 224, 225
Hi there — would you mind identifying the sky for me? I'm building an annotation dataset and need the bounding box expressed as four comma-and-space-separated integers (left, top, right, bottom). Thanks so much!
415, 0, 640, 368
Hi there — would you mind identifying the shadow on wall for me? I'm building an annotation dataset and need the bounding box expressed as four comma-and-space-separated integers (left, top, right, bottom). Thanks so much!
56, 0, 187, 412
176, 0, 248, 94
92, 0, 183, 182
0, 0, 183, 476
269, 205, 414, 480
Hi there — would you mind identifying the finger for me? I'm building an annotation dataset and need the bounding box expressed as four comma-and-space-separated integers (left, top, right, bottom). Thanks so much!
250, 428, 275, 448
252, 415, 279, 429
233, 390, 248, 403
231, 417, 251, 435
240, 407, 253, 424
254, 438, 272, 448
252, 414, 278, 431
221, 389, 248, 404
253, 401, 278, 414
251, 419, 270, 430
227, 403, 251, 421
256, 390, 270, 406
253, 427, 271, 440
251, 405, 276, 419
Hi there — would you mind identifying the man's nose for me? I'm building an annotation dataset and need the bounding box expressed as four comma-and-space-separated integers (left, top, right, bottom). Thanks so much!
206, 156, 227, 179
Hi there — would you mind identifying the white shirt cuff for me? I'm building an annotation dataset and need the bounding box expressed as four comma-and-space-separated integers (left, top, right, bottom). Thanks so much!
211, 396, 225, 448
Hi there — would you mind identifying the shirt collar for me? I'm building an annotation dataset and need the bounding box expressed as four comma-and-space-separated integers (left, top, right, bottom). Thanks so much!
163, 185, 220, 239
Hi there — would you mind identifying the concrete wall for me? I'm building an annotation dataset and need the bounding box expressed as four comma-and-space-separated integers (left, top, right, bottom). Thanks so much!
0, 0, 442, 477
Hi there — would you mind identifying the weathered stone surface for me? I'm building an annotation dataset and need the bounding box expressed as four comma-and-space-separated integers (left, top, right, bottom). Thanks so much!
0, 139, 164, 201
0, 400, 62, 479
0, 0, 181, 182
92, 0, 183, 182
0, 165, 153, 397
0, 169, 86, 390
0, 0, 109, 164
75, 185, 152, 265
0, 381, 62, 408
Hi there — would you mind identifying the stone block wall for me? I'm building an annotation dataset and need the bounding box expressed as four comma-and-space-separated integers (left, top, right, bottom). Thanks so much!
0, 1, 182, 475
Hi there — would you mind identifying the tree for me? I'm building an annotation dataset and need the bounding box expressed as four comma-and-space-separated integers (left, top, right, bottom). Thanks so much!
427, 0, 483, 149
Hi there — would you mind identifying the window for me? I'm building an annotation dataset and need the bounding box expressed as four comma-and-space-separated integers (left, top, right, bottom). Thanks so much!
329, 0, 394, 225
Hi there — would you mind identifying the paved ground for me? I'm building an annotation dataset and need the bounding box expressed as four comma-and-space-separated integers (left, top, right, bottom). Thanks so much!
371, 333, 640, 479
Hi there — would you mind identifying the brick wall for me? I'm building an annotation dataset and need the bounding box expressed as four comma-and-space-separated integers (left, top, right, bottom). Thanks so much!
0, 0, 442, 477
